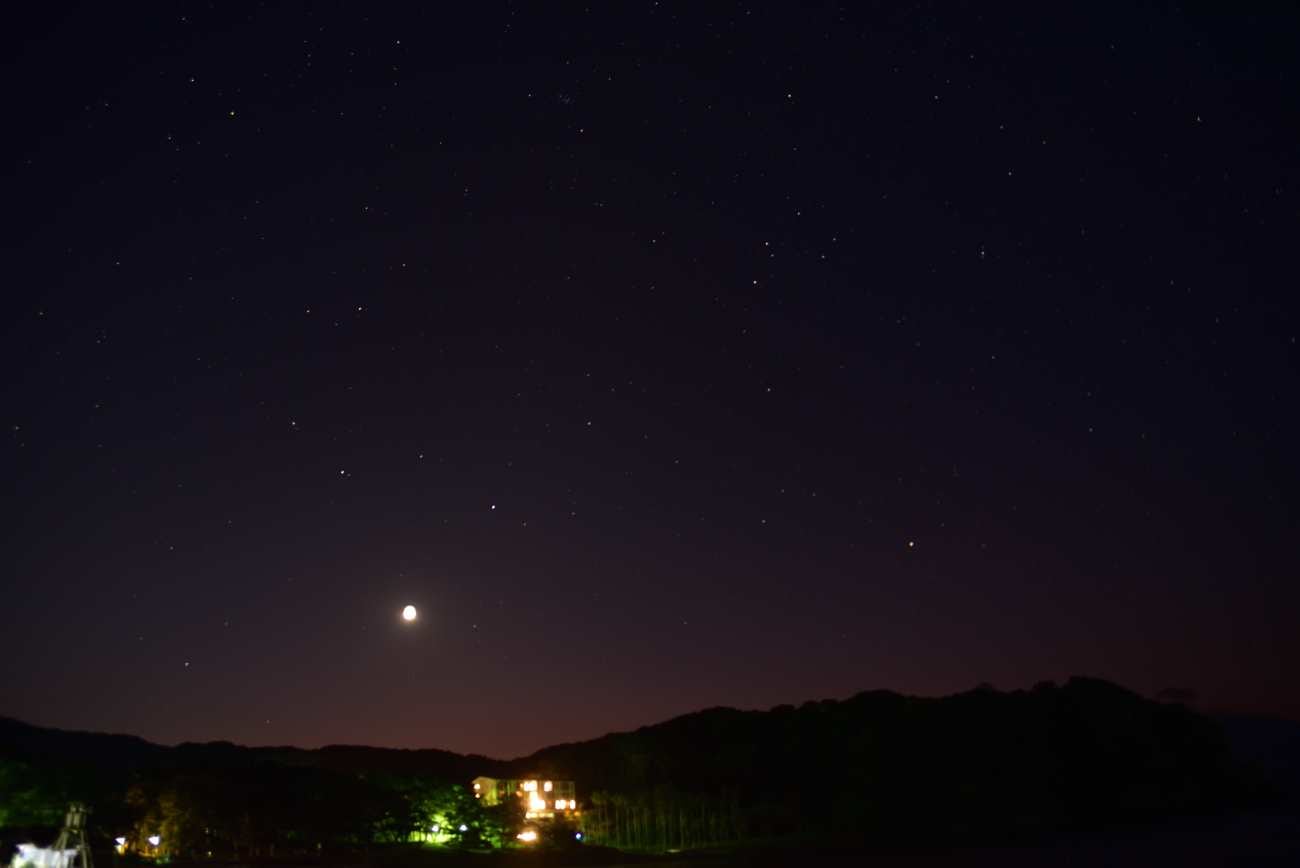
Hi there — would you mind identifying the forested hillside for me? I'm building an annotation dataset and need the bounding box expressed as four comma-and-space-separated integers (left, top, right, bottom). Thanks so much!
516, 677, 1244, 847
1, 678, 1258, 855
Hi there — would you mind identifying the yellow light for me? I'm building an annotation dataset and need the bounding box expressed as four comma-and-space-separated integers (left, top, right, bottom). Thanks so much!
555, 799, 567, 809
401, 604, 418, 622
473, 782, 480, 790
523, 780, 537, 791
516, 830, 538, 843
543, 781, 553, 792
529, 793, 546, 811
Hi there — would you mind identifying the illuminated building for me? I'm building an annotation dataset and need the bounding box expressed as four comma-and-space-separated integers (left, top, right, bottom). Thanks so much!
471, 776, 578, 820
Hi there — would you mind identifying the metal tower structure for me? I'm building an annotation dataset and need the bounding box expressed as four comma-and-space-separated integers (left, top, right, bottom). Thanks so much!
50, 803, 93, 868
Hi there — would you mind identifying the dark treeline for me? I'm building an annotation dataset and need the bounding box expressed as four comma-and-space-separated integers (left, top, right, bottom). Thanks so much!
0, 678, 1271, 856
516, 678, 1256, 848
0, 731, 515, 858
580, 788, 743, 851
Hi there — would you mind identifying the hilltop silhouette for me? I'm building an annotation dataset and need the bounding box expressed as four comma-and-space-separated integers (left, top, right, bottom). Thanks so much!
2, 677, 1288, 857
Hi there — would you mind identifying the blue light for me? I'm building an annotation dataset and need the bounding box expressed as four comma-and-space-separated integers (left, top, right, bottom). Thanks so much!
575, 832, 583, 840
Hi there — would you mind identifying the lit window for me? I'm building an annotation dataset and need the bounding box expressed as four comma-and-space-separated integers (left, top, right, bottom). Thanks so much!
528, 793, 546, 812
557, 799, 569, 809
524, 780, 537, 792
543, 781, 553, 792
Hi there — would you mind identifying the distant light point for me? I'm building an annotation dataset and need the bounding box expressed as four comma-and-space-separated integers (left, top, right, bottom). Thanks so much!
401, 604, 418, 622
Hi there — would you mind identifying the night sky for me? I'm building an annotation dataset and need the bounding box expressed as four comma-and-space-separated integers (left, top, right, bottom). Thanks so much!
4, 2, 1298, 759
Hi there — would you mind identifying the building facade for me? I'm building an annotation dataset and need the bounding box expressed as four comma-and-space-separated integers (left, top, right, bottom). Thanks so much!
471, 776, 578, 820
